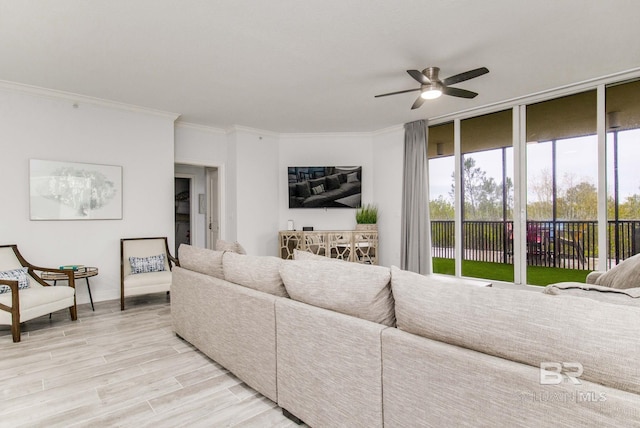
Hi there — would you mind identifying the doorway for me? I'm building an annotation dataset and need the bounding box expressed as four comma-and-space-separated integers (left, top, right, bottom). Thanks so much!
174, 176, 193, 254
174, 163, 223, 251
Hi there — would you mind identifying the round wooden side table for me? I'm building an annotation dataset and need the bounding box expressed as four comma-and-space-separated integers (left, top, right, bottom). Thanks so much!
41, 267, 98, 311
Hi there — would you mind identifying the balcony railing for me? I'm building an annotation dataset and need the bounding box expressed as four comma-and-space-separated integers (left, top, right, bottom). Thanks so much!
431, 220, 640, 270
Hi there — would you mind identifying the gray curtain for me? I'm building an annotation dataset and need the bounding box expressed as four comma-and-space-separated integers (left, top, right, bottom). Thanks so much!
401, 119, 431, 274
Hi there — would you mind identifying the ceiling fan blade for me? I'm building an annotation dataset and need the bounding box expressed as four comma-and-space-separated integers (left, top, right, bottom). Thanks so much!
411, 95, 425, 110
442, 86, 478, 99
407, 69, 430, 84
442, 67, 489, 86
374, 88, 421, 98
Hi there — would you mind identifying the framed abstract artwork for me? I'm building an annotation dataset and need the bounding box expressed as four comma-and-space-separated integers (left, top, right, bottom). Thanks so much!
29, 159, 123, 220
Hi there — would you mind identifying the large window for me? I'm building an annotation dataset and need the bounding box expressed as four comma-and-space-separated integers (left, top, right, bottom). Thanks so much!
460, 110, 513, 282
428, 122, 454, 274
606, 80, 640, 267
526, 90, 597, 284
428, 78, 640, 285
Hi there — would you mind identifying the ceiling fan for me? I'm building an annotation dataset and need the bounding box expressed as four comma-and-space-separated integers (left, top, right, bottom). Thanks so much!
375, 66, 489, 109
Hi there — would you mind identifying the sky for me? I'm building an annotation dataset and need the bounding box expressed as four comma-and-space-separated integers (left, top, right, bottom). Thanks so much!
429, 129, 640, 204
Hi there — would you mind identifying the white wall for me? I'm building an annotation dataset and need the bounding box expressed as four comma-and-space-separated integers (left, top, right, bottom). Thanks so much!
278, 133, 375, 234
174, 123, 229, 245
235, 128, 280, 256
175, 127, 389, 258
372, 126, 404, 267
175, 127, 394, 259
174, 122, 228, 166
0, 86, 177, 305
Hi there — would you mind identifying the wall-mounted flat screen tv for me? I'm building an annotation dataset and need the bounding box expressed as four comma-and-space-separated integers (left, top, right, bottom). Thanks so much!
288, 166, 362, 208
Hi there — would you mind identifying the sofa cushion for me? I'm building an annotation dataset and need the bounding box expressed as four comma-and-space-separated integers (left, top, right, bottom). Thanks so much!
171, 267, 279, 402
276, 298, 386, 428
544, 281, 640, 307
296, 181, 311, 198
325, 174, 341, 190
279, 260, 395, 326
124, 270, 172, 289
0, 285, 75, 325
594, 253, 640, 289
215, 239, 247, 255
129, 254, 166, 274
177, 244, 224, 279
0, 267, 29, 293
222, 252, 288, 297
390, 266, 640, 395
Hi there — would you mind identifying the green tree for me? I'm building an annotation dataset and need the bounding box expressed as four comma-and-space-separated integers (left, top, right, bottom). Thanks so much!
618, 193, 640, 220
528, 168, 553, 220
452, 156, 510, 221
429, 195, 454, 220
558, 181, 597, 220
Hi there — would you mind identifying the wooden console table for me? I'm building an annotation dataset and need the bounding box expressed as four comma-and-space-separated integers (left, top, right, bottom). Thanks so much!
279, 230, 378, 265
42, 267, 98, 311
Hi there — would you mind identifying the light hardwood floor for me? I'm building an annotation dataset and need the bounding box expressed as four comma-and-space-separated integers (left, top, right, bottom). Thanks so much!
0, 295, 300, 427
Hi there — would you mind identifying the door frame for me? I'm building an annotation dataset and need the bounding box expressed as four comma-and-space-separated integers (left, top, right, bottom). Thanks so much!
174, 173, 196, 251
205, 166, 224, 249
174, 162, 225, 250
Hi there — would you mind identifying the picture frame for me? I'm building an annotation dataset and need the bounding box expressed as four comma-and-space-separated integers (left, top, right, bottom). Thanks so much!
29, 159, 123, 220
287, 166, 362, 209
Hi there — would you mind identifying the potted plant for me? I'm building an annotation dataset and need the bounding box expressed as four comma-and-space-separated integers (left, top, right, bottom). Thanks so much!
355, 204, 378, 230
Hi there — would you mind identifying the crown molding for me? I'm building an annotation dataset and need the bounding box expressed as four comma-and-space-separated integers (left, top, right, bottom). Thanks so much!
225, 125, 280, 138
0, 80, 181, 121
279, 130, 374, 139
175, 121, 226, 134
370, 124, 404, 137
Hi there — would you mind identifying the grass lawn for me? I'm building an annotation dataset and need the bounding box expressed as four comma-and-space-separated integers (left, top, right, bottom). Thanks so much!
432, 258, 590, 286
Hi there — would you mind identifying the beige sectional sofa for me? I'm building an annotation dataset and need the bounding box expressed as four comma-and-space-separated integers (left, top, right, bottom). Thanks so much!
171, 245, 640, 427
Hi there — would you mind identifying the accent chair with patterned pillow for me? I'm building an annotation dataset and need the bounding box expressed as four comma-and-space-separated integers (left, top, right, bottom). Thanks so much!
120, 237, 178, 310
0, 244, 77, 342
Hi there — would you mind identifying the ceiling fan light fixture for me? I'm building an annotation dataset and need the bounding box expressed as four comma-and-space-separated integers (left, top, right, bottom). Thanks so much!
374, 66, 488, 109
421, 88, 442, 100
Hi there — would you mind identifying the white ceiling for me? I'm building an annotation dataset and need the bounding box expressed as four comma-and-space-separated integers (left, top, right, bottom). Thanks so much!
1, 0, 639, 133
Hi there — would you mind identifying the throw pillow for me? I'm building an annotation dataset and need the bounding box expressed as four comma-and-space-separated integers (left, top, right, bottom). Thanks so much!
595, 252, 640, 289
177, 244, 224, 279
279, 260, 395, 326
129, 254, 166, 274
296, 181, 311, 198
326, 174, 341, 190
311, 183, 325, 195
215, 239, 247, 255
308, 178, 326, 188
222, 252, 288, 297
347, 172, 359, 183
0, 267, 30, 294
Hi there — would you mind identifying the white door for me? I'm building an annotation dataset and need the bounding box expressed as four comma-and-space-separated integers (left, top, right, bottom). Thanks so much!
206, 167, 219, 249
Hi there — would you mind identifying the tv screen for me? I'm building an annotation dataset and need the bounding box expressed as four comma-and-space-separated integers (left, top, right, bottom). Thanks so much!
288, 166, 362, 208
